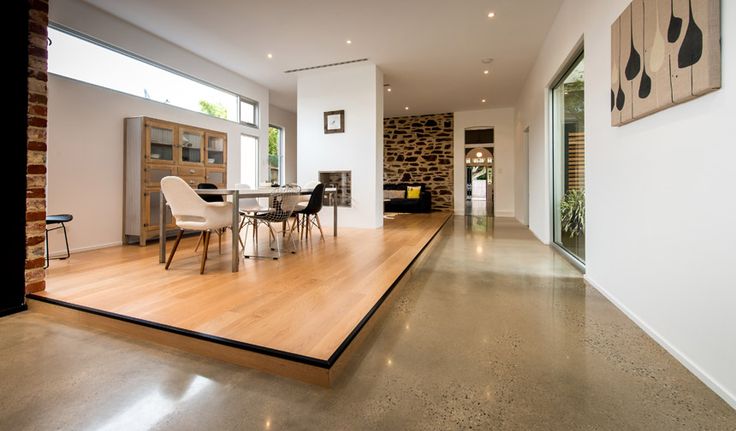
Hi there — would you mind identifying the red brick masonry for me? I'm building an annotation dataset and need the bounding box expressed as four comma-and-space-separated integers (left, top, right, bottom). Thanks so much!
25, 0, 49, 294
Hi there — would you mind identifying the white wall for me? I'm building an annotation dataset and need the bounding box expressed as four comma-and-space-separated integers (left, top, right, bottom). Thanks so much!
269, 105, 297, 184
47, 76, 264, 254
453, 108, 515, 216
297, 63, 384, 229
514, 123, 530, 226
50, 0, 270, 176
517, 0, 736, 408
46, 0, 272, 254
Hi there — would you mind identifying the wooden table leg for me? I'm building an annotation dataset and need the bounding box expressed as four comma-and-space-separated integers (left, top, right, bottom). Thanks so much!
159, 192, 166, 263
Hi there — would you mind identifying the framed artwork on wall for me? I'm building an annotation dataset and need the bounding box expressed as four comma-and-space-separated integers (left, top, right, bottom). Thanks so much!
611, 0, 721, 126
324, 110, 345, 134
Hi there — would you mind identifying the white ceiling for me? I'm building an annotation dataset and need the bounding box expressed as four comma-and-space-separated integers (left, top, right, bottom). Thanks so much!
81, 0, 564, 117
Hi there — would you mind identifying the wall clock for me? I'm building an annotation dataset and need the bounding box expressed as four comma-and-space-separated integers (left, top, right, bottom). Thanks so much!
324, 110, 345, 134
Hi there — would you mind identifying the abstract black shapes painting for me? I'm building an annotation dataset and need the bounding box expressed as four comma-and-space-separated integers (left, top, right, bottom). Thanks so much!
611, 0, 720, 127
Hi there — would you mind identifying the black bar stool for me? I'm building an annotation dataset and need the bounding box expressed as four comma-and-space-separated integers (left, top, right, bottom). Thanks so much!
45, 214, 73, 269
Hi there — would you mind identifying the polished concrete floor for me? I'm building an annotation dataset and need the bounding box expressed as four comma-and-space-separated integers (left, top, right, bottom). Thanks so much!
465, 198, 492, 216
2, 216, 734, 430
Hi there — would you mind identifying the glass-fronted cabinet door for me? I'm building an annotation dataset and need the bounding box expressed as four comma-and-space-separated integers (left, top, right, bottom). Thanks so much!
144, 189, 174, 232
205, 168, 226, 188
144, 165, 176, 188
205, 132, 227, 167
145, 121, 175, 164
178, 128, 204, 165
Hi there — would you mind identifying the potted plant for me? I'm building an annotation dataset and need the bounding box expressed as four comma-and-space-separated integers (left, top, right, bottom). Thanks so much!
561, 188, 585, 237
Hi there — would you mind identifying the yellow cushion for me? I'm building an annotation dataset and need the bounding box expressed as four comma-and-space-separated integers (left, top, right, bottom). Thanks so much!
406, 186, 421, 199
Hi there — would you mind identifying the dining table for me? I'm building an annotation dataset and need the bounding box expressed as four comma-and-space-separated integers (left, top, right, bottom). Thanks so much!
159, 186, 338, 272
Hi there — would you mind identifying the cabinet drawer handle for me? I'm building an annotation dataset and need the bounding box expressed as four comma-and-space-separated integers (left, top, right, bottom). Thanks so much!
189, 169, 195, 174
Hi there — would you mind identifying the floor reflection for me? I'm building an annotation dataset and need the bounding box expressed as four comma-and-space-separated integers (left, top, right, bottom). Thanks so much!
2, 216, 734, 430
96, 375, 212, 431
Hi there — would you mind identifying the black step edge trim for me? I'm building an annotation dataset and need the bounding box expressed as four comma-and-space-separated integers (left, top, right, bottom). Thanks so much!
28, 213, 452, 370
326, 213, 451, 366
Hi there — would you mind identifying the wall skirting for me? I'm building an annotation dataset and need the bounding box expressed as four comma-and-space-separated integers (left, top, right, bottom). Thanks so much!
494, 210, 515, 218
48, 241, 122, 258
584, 275, 736, 410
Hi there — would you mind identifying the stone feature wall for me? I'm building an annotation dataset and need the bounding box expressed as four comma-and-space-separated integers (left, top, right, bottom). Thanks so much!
384, 113, 454, 211
25, 0, 49, 294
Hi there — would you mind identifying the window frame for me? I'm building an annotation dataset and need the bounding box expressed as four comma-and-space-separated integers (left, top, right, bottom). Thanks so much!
48, 23, 259, 128
240, 133, 260, 188
549, 49, 585, 270
268, 124, 285, 185
239, 97, 259, 128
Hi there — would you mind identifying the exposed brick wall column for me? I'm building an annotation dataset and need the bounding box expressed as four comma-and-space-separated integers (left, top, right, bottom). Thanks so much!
384, 113, 454, 211
25, 0, 49, 294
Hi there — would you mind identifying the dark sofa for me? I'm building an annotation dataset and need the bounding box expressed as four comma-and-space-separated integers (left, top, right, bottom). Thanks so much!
384, 183, 432, 213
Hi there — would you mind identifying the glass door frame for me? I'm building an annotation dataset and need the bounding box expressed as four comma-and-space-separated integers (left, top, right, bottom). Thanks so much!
550, 49, 586, 270
268, 124, 285, 185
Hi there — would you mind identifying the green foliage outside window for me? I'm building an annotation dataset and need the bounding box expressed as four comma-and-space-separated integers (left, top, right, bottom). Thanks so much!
198, 100, 228, 119
268, 127, 279, 157
561, 188, 585, 237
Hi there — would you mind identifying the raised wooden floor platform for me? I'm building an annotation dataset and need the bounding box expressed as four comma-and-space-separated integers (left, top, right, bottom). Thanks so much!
29, 212, 451, 385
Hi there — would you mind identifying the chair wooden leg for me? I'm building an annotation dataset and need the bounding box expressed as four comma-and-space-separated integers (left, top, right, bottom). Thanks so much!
200, 231, 211, 274
165, 230, 184, 270
218, 229, 222, 254
315, 214, 325, 240
290, 215, 298, 236
194, 232, 203, 253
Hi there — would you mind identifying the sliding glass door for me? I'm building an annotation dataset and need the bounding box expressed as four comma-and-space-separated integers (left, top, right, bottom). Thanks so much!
268, 125, 284, 185
552, 53, 585, 263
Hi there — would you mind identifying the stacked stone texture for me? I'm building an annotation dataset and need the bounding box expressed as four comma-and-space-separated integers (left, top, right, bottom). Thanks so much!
384, 113, 454, 211
26, 0, 49, 294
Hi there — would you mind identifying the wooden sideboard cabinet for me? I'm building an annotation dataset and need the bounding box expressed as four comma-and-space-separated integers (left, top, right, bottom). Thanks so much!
124, 116, 228, 245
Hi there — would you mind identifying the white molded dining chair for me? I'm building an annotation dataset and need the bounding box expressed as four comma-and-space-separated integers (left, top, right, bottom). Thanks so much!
161, 176, 233, 274
236, 183, 268, 213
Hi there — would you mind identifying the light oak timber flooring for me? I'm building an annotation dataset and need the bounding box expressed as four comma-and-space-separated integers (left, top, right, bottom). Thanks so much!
36, 212, 451, 364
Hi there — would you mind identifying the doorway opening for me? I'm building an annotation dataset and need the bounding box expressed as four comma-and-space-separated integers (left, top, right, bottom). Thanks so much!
465, 147, 494, 216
